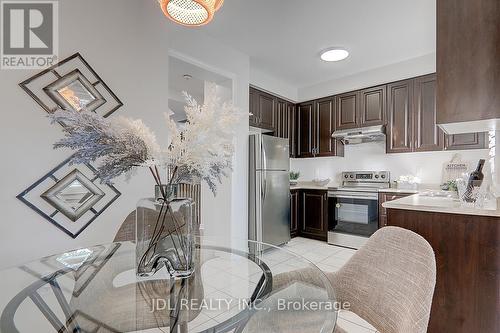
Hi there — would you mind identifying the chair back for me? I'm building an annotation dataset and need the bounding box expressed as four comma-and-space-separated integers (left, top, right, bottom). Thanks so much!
329, 226, 436, 333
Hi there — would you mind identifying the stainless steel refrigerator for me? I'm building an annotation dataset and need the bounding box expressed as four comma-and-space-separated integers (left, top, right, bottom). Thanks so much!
249, 134, 290, 248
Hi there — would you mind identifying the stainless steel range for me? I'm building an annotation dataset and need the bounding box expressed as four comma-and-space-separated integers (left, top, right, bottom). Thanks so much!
328, 171, 390, 249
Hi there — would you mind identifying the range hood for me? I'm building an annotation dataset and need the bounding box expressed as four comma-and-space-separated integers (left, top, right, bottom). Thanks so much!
332, 125, 386, 145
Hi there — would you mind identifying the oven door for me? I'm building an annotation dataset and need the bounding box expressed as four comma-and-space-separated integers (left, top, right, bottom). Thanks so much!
329, 191, 379, 237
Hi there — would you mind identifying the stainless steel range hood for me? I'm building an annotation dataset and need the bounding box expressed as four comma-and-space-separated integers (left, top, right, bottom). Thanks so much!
332, 125, 386, 145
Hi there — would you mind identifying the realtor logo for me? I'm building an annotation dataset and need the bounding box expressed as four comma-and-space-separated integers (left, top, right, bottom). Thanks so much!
1, 1, 58, 69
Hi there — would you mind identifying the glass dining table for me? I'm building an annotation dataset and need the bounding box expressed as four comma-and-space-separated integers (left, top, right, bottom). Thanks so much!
0, 238, 338, 333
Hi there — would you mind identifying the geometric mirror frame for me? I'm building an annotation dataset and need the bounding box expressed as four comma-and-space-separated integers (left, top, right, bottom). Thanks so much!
19, 52, 123, 119
41, 169, 105, 222
17, 156, 121, 239
43, 69, 106, 113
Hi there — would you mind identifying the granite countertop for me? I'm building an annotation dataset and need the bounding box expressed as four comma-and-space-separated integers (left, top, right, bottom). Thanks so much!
383, 193, 500, 217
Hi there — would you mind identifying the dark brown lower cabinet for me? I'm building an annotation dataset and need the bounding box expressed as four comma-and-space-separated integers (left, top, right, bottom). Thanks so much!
300, 189, 328, 241
290, 189, 299, 238
387, 208, 500, 333
378, 192, 414, 228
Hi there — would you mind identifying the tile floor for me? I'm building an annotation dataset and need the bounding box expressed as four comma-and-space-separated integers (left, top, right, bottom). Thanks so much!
281, 237, 379, 333
142, 236, 378, 333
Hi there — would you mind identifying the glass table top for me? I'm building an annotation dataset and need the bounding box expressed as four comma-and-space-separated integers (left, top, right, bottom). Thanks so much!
0, 239, 337, 333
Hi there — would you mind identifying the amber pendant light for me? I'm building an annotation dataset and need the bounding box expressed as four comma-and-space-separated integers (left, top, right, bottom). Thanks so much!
160, 0, 224, 26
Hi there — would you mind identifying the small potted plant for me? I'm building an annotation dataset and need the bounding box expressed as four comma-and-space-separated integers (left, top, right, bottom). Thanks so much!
290, 171, 300, 185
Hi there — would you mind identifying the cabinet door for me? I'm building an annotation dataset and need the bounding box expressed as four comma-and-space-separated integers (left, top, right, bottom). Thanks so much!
297, 102, 315, 158
288, 103, 297, 157
336, 92, 359, 130
387, 79, 414, 153
301, 190, 328, 241
275, 99, 285, 137
249, 87, 260, 127
445, 133, 487, 150
359, 85, 386, 127
414, 74, 445, 152
258, 92, 275, 130
290, 190, 299, 238
316, 98, 335, 156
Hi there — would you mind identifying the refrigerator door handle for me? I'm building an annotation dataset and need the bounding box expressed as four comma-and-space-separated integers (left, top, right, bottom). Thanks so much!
262, 139, 267, 171
262, 172, 267, 202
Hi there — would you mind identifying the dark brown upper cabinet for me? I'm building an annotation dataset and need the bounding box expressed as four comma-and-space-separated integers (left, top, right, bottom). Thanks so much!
359, 85, 386, 127
414, 74, 445, 152
249, 87, 260, 127
258, 92, 275, 130
336, 91, 359, 130
445, 133, 487, 151
288, 103, 297, 158
437, 0, 500, 127
316, 98, 344, 157
297, 102, 315, 158
249, 87, 275, 131
387, 79, 414, 153
297, 99, 344, 158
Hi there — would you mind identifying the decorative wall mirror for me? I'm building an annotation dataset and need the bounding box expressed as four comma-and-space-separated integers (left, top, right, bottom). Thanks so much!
43, 69, 106, 112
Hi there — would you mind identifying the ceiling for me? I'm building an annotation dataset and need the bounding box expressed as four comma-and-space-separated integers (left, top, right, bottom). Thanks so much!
204, 0, 436, 89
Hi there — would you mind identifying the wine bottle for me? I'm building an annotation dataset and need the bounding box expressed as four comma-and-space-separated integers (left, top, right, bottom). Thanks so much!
463, 159, 485, 202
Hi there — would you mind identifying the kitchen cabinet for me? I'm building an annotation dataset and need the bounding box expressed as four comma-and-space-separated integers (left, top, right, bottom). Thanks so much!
445, 132, 487, 151
387, 208, 500, 333
275, 99, 298, 157
378, 192, 414, 228
386, 79, 414, 153
335, 91, 359, 130
288, 103, 297, 158
359, 85, 386, 127
300, 189, 328, 241
249, 87, 275, 131
297, 99, 344, 158
316, 98, 344, 157
258, 91, 275, 130
249, 87, 297, 157
336, 85, 386, 130
249, 87, 260, 127
290, 189, 299, 238
297, 101, 315, 158
414, 74, 445, 152
387, 74, 487, 154
437, 0, 500, 127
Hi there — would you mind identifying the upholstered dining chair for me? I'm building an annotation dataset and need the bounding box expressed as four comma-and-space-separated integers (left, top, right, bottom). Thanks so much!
274, 226, 436, 333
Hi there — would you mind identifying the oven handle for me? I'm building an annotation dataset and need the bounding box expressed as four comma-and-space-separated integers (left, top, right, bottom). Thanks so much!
328, 192, 378, 200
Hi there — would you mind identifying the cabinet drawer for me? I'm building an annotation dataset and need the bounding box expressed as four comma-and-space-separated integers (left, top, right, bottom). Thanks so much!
379, 193, 413, 216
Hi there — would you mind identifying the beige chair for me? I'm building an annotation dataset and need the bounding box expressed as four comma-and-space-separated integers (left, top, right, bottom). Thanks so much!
274, 226, 436, 333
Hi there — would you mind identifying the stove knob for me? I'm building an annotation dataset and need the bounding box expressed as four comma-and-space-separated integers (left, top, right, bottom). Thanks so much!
381, 174, 386, 179
350, 175, 354, 179
344, 175, 349, 179
375, 175, 380, 179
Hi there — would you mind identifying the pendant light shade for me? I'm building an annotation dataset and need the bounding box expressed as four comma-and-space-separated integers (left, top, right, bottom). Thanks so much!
160, 0, 224, 26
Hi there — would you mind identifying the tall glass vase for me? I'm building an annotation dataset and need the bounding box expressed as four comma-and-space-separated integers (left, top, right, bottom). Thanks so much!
136, 184, 196, 279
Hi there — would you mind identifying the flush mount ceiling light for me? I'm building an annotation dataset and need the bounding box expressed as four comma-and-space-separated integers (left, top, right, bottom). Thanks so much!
320, 48, 350, 62
160, 0, 224, 26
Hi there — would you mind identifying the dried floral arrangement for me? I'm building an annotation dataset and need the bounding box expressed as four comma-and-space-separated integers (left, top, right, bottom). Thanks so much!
49, 83, 244, 278
49, 83, 243, 195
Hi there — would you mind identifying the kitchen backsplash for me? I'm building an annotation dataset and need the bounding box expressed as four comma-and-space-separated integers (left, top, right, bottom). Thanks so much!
290, 141, 490, 185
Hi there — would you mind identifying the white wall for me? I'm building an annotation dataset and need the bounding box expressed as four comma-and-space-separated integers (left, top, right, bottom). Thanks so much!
250, 66, 298, 102
297, 53, 436, 102
0, 0, 249, 269
291, 141, 490, 185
